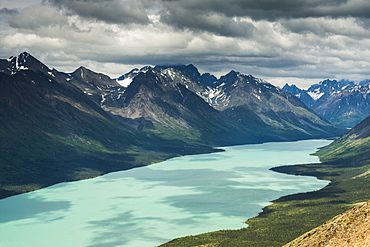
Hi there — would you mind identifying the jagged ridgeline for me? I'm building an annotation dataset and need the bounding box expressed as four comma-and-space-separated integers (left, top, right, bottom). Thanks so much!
0, 52, 342, 198
107, 64, 342, 145
283, 79, 370, 128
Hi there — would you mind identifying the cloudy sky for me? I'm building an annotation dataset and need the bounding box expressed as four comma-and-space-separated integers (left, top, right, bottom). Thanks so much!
1, 0, 370, 88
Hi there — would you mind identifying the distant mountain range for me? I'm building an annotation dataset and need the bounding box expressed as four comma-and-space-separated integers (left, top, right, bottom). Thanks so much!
0, 52, 342, 198
282, 79, 370, 128
110, 64, 341, 145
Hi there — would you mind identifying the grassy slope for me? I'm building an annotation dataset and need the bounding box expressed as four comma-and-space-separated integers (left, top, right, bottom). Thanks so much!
160, 124, 370, 246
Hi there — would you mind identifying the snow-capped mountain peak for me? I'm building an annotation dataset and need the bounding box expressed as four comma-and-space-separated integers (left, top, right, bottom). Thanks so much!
7, 52, 32, 74
116, 66, 152, 87
282, 78, 370, 128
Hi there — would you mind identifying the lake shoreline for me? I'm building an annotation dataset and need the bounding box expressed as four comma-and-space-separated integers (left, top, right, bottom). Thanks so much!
0, 138, 325, 201
160, 138, 370, 247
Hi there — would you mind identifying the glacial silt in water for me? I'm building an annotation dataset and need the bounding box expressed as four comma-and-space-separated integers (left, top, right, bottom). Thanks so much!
0, 140, 331, 247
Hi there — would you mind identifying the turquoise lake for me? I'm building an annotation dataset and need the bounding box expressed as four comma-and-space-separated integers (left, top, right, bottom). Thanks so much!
0, 139, 332, 247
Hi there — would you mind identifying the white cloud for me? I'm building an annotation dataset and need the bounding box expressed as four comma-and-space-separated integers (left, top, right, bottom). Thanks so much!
1, 33, 66, 49
8, 4, 68, 29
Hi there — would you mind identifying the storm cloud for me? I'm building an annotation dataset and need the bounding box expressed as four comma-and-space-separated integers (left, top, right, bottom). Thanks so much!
1, 0, 370, 88
160, 0, 370, 20
44, 0, 154, 25
157, 0, 370, 36
0, 8, 18, 15
37, 0, 370, 36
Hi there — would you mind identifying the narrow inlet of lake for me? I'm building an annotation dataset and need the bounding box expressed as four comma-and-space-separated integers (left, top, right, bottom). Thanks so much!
0, 139, 331, 247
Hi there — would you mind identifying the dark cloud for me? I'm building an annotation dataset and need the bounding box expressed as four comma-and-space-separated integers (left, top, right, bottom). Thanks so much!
0, 8, 19, 15
25, 0, 370, 38
160, 0, 369, 21
2, 0, 370, 87
157, 0, 370, 37
160, 9, 255, 37
280, 17, 370, 39
45, 0, 152, 25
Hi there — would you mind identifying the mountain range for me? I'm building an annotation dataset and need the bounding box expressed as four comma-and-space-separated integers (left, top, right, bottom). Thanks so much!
108, 64, 341, 146
0, 52, 342, 198
282, 79, 370, 128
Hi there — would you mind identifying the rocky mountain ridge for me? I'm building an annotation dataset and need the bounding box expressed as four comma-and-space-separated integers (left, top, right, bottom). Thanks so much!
283, 79, 370, 128
110, 63, 342, 145
0, 52, 205, 198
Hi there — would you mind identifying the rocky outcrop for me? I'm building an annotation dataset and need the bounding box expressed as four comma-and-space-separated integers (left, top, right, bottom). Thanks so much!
284, 200, 370, 247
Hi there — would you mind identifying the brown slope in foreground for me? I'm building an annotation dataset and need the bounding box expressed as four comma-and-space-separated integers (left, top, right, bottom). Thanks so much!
284, 200, 370, 247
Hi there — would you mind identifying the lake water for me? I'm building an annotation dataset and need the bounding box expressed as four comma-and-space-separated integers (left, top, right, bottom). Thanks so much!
0, 139, 331, 247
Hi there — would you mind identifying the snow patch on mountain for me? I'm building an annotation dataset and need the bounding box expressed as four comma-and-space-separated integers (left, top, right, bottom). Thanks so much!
116, 66, 152, 87
117, 78, 132, 87
307, 91, 324, 100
